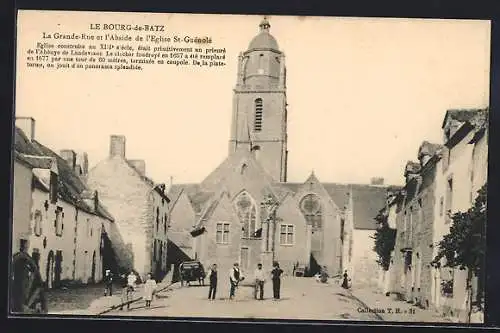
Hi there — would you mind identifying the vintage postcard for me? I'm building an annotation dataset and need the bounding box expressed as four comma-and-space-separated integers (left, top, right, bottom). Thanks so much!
10, 10, 490, 324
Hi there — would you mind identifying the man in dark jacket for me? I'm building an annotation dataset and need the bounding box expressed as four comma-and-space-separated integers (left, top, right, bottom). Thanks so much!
271, 262, 284, 300
208, 264, 218, 300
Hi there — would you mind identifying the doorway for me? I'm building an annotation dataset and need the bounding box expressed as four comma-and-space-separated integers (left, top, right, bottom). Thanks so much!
240, 247, 249, 271
46, 251, 54, 289
91, 251, 96, 284
54, 251, 63, 288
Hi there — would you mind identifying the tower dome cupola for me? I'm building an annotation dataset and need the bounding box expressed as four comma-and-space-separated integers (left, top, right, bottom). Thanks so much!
248, 17, 279, 51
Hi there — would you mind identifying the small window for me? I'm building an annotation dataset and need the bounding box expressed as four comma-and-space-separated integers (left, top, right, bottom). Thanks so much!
34, 210, 43, 236
86, 218, 91, 237
156, 207, 160, 232
216, 222, 230, 244
49, 172, 58, 204
439, 197, 444, 217
279, 224, 294, 245
55, 207, 64, 236
20, 239, 28, 252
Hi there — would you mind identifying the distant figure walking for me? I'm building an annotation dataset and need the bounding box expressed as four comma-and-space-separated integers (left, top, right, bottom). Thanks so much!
341, 270, 350, 289
229, 263, 243, 300
103, 269, 113, 296
120, 271, 137, 311
144, 273, 157, 308
320, 266, 329, 283
254, 263, 265, 300
208, 264, 218, 300
271, 262, 284, 300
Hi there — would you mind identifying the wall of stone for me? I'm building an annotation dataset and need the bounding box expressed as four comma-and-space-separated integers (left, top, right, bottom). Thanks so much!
197, 193, 242, 296
86, 156, 151, 277
29, 188, 104, 287
351, 229, 379, 287
12, 160, 33, 255
274, 195, 309, 274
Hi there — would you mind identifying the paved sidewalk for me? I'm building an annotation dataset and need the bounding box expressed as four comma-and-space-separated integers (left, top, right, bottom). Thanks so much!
348, 286, 452, 323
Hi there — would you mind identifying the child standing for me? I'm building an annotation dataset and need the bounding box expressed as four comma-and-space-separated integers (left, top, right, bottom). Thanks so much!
144, 273, 157, 308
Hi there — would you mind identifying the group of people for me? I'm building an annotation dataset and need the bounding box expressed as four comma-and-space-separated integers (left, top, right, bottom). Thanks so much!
207, 261, 284, 301
103, 269, 158, 310
314, 267, 351, 289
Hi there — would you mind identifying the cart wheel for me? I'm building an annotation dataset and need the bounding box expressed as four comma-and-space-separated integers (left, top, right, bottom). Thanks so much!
11, 252, 48, 314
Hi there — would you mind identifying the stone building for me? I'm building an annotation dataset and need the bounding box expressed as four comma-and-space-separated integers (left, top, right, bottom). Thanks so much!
167, 18, 397, 290
13, 118, 117, 288
383, 108, 488, 320
12, 153, 35, 255
86, 135, 171, 281
390, 142, 444, 309
434, 108, 488, 319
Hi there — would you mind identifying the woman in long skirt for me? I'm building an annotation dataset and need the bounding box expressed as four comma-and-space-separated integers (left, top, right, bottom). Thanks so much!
341, 270, 349, 289
144, 273, 157, 308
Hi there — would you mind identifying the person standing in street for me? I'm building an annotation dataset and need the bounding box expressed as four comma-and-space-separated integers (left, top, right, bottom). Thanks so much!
341, 270, 350, 289
229, 262, 243, 300
254, 263, 265, 300
120, 271, 137, 311
143, 273, 157, 308
208, 264, 218, 300
119, 273, 128, 311
271, 261, 284, 300
103, 269, 113, 296
320, 266, 329, 284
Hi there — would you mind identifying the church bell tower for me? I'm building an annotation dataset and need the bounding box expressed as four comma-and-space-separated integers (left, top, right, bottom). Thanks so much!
228, 17, 289, 182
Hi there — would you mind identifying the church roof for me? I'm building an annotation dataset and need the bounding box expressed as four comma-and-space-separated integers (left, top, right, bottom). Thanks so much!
200, 148, 276, 191
279, 181, 397, 230
168, 183, 209, 214
248, 17, 279, 51
350, 185, 391, 230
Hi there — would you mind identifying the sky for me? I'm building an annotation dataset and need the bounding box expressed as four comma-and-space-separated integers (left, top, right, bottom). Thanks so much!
15, 11, 491, 187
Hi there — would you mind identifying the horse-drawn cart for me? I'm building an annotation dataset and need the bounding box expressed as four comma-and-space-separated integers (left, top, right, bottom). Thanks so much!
10, 251, 48, 314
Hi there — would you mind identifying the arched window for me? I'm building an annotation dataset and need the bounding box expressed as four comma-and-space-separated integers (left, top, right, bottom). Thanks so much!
234, 191, 258, 238
254, 98, 263, 132
258, 54, 265, 74
300, 194, 322, 229
252, 146, 261, 160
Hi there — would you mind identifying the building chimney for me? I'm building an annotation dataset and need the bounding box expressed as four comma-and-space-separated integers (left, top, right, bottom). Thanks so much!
15, 117, 36, 141
110, 135, 126, 158
370, 177, 384, 186
60, 149, 77, 171
75, 152, 89, 176
128, 159, 146, 175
